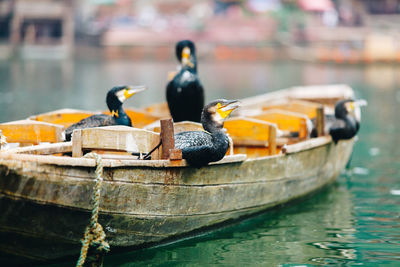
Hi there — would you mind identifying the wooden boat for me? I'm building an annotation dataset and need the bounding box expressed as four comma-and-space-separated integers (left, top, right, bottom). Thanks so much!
0, 84, 357, 263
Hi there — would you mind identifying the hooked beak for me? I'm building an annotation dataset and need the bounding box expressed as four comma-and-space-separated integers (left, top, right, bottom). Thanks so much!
181, 47, 194, 68
354, 99, 368, 107
217, 100, 240, 119
124, 85, 147, 100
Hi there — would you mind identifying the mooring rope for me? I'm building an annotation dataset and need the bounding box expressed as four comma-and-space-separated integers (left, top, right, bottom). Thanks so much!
76, 152, 110, 267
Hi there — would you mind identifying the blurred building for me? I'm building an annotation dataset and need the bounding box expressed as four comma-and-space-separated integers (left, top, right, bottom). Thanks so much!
1, 0, 400, 62
0, 0, 74, 59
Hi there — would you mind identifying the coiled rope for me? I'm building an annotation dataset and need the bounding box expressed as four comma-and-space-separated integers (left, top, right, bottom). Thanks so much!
76, 153, 110, 267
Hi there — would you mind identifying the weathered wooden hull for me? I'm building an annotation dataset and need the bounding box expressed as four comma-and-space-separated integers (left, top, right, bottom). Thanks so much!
0, 136, 355, 262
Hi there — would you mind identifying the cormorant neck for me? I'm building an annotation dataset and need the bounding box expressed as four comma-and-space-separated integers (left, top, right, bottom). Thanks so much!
202, 120, 224, 134
111, 106, 131, 125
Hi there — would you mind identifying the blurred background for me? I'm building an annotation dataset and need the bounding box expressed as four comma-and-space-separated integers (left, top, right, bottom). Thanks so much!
1, 1, 400, 266
1, 0, 400, 119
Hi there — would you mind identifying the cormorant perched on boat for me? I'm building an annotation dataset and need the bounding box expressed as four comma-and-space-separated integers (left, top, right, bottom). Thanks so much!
166, 40, 204, 122
311, 99, 367, 143
174, 99, 240, 167
64, 85, 147, 141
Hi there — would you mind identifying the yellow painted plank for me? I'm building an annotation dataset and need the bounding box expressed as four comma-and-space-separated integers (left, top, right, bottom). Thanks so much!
262, 99, 321, 119
224, 117, 276, 142
0, 120, 64, 144
252, 109, 309, 139
30, 108, 96, 128
143, 102, 170, 118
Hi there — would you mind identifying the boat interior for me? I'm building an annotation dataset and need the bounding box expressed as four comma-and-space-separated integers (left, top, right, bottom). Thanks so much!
0, 85, 354, 165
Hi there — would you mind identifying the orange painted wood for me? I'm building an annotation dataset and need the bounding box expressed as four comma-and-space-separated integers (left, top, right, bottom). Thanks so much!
0, 120, 64, 144
224, 117, 277, 146
262, 99, 321, 119
252, 109, 309, 139
143, 102, 170, 118
29, 109, 96, 128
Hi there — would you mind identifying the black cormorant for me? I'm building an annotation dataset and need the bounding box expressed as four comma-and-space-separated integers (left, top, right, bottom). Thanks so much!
311, 99, 366, 143
174, 99, 240, 167
166, 40, 204, 122
64, 85, 146, 141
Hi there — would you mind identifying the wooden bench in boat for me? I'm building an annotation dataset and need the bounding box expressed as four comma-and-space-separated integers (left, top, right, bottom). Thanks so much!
224, 117, 278, 156
261, 99, 322, 119
145, 121, 204, 134
251, 109, 311, 140
30, 108, 162, 129
0, 119, 64, 145
71, 126, 161, 158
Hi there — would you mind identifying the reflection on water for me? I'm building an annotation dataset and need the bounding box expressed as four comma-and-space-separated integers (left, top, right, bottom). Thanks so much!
1, 56, 400, 266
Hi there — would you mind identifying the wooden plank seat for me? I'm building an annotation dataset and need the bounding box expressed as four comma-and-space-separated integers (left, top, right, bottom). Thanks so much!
142, 102, 170, 118
224, 117, 278, 155
29, 108, 97, 128
0, 119, 64, 145
287, 84, 354, 106
251, 109, 311, 140
71, 126, 161, 158
261, 99, 322, 119
145, 121, 204, 134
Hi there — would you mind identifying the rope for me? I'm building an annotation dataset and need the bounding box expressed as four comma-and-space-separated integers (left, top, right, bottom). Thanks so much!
76, 153, 110, 267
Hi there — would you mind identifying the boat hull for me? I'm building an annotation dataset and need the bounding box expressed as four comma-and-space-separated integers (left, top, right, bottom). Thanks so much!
0, 138, 354, 262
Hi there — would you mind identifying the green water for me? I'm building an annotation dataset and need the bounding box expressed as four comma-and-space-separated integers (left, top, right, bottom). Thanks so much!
1, 57, 399, 266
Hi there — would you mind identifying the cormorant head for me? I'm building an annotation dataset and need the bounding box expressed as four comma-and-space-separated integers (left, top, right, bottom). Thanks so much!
335, 98, 367, 121
175, 40, 196, 70
201, 99, 240, 132
107, 85, 147, 116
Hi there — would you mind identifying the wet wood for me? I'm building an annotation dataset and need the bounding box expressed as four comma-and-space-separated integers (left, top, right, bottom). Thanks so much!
0, 119, 64, 144
160, 119, 174, 159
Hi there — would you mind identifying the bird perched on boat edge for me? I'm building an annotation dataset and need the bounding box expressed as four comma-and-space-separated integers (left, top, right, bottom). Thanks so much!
166, 40, 204, 123
311, 98, 367, 143
174, 99, 240, 167
64, 85, 147, 141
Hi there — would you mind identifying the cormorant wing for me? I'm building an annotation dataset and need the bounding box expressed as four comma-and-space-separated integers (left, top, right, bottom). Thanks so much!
64, 114, 113, 141
174, 131, 212, 149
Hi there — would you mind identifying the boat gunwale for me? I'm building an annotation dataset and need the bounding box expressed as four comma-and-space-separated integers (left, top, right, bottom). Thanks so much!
0, 136, 332, 168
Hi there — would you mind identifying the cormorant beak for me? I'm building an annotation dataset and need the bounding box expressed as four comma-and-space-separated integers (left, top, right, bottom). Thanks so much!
181, 47, 194, 68
123, 85, 147, 101
346, 99, 367, 112
217, 100, 240, 119
354, 99, 368, 107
